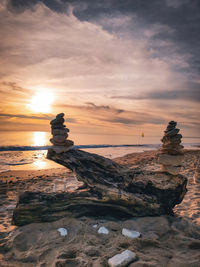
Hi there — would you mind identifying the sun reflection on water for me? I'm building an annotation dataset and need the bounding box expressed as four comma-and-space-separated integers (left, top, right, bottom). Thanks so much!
31, 132, 48, 169
33, 132, 47, 146
33, 160, 47, 168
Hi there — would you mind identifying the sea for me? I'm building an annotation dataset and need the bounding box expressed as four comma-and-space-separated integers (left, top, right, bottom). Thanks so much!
0, 131, 199, 173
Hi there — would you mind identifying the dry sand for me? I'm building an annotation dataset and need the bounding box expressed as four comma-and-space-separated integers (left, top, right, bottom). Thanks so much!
0, 149, 200, 267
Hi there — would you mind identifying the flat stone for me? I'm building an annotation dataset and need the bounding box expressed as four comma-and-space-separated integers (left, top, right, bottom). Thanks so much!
56, 113, 64, 118
165, 128, 180, 137
162, 140, 182, 147
51, 124, 66, 129
50, 118, 64, 125
65, 139, 74, 146
160, 149, 183, 155
98, 226, 109, 234
108, 250, 137, 267
170, 134, 182, 141
161, 144, 184, 154
162, 143, 182, 148
51, 146, 73, 154
166, 125, 175, 130
50, 139, 74, 146
169, 121, 177, 126
51, 128, 69, 135
53, 135, 68, 143
165, 126, 175, 132
163, 140, 182, 146
161, 165, 182, 175
158, 154, 183, 166
122, 228, 141, 238
50, 138, 63, 146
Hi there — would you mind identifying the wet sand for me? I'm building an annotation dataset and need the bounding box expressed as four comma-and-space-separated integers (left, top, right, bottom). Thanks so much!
0, 149, 200, 267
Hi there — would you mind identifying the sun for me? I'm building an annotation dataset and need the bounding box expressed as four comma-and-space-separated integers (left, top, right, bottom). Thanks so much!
28, 90, 54, 113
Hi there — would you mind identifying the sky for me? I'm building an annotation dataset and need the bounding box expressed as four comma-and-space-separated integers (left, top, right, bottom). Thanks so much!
0, 0, 199, 140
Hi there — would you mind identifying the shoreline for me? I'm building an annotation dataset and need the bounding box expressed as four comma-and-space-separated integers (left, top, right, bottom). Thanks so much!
1, 144, 200, 172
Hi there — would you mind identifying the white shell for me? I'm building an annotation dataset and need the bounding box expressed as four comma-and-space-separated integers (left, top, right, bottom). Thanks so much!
98, 226, 109, 234
122, 228, 141, 238
57, 228, 68, 236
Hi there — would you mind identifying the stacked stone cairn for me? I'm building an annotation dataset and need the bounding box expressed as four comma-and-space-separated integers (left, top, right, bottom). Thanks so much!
158, 121, 184, 175
50, 113, 74, 153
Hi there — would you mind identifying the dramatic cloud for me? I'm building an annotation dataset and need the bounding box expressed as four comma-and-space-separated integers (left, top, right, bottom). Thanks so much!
59, 102, 168, 128
110, 85, 200, 102
0, 0, 199, 137
0, 113, 53, 120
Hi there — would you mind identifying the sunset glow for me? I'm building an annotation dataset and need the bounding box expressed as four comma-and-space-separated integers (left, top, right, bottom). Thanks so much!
28, 91, 54, 113
0, 0, 199, 138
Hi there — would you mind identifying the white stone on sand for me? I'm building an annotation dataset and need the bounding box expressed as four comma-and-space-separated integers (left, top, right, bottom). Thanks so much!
57, 228, 68, 236
98, 226, 109, 234
122, 228, 141, 238
108, 249, 137, 267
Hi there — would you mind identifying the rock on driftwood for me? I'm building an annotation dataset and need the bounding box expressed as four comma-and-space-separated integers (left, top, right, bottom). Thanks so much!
12, 149, 187, 226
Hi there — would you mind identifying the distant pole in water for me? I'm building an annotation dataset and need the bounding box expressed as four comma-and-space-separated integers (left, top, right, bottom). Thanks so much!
141, 132, 144, 137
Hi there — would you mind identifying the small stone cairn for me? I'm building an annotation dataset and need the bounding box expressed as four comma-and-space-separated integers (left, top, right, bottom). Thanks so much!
50, 113, 74, 153
158, 121, 184, 175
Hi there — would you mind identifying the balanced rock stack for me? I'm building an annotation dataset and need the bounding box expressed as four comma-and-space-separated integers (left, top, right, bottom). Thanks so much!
158, 121, 184, 175
49, 113, 74, 153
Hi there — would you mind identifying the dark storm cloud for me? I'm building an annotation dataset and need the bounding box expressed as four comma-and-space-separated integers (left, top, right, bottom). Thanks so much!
105, 117, 167, 125
85, 102, 124, 114
1, 82, 27, 93
106, 117, 140, 125
59, 102, 169, 126
146, 87, 200, 102
59, 103, 124, 114
110, 85, 200, 102
0, 113, 77, 123
8, 0, 200, 76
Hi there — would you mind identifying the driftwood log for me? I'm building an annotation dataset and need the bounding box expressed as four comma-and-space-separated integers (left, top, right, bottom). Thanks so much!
12, 149, 187, 226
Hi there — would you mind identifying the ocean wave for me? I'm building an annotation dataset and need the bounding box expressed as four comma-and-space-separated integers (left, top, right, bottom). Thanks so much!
0, 143, 199, 152
0, 144, 152, 152
0, 146, 51, 151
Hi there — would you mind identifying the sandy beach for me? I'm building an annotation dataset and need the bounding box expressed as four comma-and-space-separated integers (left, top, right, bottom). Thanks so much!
0, 149, 200, 267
